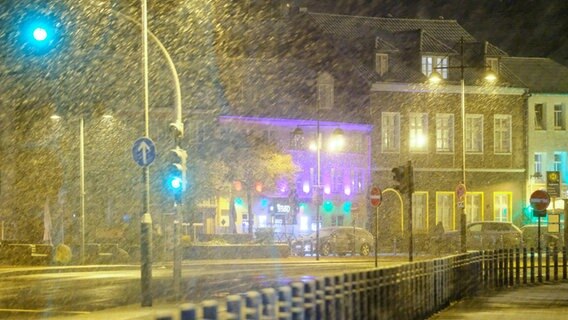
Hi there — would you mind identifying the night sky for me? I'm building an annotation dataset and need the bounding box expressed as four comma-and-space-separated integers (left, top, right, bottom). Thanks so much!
303, 0, 568, 66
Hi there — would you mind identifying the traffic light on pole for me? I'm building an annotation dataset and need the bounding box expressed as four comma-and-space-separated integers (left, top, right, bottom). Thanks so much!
392, 166, 409, 193
166, 147, 187, 201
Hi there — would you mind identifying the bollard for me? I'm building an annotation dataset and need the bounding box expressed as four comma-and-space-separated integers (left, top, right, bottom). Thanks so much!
202, 300, 219, 320
226, 295, 243, 320
303, 280, 316, 320
245, 291, 262, 320
278, 286, 293, 320
180, 303, 197, 320
261, 288, 277, 318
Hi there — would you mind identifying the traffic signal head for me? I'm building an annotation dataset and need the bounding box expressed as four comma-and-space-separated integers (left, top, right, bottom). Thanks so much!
20, 14, 59, 54
391, 166, 408, 193
166, 147, 187, 200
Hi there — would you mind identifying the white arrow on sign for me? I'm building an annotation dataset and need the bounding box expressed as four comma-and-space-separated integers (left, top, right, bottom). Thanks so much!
138, 140, 151, 164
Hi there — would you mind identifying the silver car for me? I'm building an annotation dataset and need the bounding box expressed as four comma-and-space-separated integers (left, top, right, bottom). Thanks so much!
466, 221, 522, 250
292, 226, 375, 256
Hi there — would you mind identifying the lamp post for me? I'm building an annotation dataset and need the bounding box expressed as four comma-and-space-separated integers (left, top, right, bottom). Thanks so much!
429, 37, 496, 253
292, 123, 344, 261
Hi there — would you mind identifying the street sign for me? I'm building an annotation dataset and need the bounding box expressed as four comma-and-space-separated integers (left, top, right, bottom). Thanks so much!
546, 171, 561, 197
132, 137, 156, 167
369, 186, 382, 207
529, 190, 550, 211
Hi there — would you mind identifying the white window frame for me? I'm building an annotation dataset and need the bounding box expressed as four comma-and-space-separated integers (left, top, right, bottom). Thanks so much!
409, 113, 428, 153
436, 192, 455, 231
494, 192, 512, 222
554, 104, 565, 130
494, 114, 512, 154
486, 57, 499, 74
534, 153, 544, 182
381, 112, 400, 153
534, 103, 546, 130
375, 53, 389, 76
465, 114, 483, 153
422, 55, 448, 79
554, 153, 562, 172
436, 113, 454, 153
465, 192, 483, 224
412, 192, 428, 232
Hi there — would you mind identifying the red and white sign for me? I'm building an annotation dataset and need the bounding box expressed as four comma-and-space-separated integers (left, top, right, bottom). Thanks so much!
530, 190, 551, 211
369, 186, 382, 207
456, 183, 466, 200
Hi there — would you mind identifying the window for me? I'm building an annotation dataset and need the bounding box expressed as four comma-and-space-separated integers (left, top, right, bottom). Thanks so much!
409, 113, 428, 152
486, 57, 499, 74
436, 113, 454, 152
494, 114, 512, 154
554, 153, 562, 172
465, 114, 483, 153
351, 169, 363, 194
375, 53, 389, 76
535, 103, 545, 130
465, 193, 483, 224
436, 192, 455, 231
534, 153, 544, 181
412, 192, 428, 232
494, 192, 511, 222
317, 73, 334, 110
422, 55, 448, 79
331, 215, 344, 226
331, 168, 343, 194
381, 112, 400, 152
554, 104, 565, 130
289, 131, 304, 149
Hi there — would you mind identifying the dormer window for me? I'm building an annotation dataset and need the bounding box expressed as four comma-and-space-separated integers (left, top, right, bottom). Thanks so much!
486, 57, 499, 74
422, 55, 448, 79
375, 53, 389, 76
317, 72, 334, 110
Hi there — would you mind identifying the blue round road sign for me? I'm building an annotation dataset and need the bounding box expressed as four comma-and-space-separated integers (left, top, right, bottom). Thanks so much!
132, 137, 156, 167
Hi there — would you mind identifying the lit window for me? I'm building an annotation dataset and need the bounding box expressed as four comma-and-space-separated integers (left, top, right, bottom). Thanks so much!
409, 113, 428, 152
494, 193, 511, 222
465, 193, 483, 224
534, 153, 544, 181
486, 57, 499, 74
554, 153, 562, 172
412, 192, 428, 231
422, 55, 448, 78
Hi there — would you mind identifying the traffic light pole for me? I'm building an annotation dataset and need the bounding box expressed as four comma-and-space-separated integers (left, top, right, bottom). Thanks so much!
173, 136, 183, 301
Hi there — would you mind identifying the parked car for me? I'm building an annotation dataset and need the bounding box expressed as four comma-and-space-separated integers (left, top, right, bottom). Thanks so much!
521, 224, 563, 250
291, 226, 375, 256
466, 221, 522, 250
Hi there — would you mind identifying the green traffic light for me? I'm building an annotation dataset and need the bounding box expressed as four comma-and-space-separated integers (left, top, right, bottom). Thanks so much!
32, 27, 48, 41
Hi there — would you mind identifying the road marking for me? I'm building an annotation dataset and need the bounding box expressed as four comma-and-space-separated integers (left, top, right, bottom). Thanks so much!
0, 308, 89, 314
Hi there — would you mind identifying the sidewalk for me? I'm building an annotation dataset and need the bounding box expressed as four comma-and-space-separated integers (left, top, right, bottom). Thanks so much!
430, 282, 568, 319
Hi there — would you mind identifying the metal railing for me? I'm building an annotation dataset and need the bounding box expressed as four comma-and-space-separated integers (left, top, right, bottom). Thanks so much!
153, 247, 567, 319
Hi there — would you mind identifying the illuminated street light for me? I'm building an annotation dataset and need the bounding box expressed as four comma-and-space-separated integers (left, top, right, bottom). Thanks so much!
428, 36, 497, 253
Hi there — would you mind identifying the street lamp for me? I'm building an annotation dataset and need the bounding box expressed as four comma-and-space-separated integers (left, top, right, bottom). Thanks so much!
292, 124, 344, 260
428, 37, 497, 252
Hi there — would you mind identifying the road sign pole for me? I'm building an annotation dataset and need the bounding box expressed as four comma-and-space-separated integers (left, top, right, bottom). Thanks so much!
375, 206, 379, 268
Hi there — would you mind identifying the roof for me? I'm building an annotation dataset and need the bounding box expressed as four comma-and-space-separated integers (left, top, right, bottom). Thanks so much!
308, 12, 476, 44
500, 57, 568, 93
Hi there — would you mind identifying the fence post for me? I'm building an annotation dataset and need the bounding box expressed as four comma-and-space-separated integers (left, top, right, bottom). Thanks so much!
323, 276, 335, 320
509, 248, 514, 286
530, 247, 535, 284
343, 273, 353, 320
546, 246, 550, 282
563, 246, 567, 280
515, 248, 520, 285
261, 288, 277, 319
554, 246, 559, 281
303, 280, 316, 320
278, 286, 293, 320
202, 300, 219, 320
314, 278, 325, 319
180, 303, 197, 320
523, 247, 527, 285
538, 245, 543, 283
291, 282, 304, 320
226, 295, 243, 320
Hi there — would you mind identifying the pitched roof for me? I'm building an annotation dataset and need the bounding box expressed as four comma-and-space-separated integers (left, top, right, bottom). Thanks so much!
500, 57, 568, 93
308, 12, 476, 44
